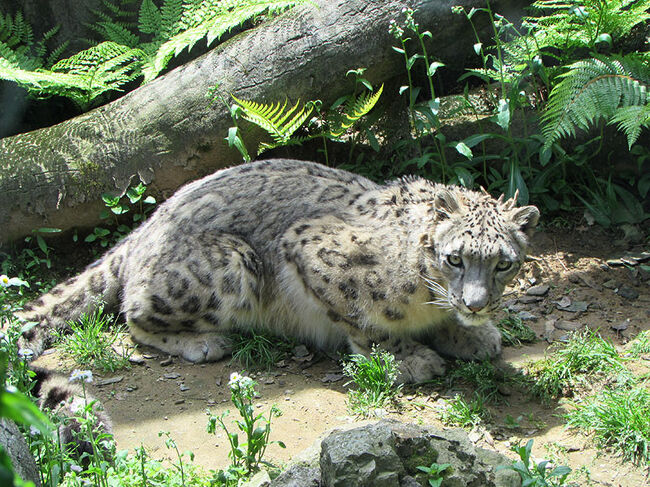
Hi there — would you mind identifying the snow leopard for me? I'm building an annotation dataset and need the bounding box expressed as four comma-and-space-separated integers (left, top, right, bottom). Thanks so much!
17, 158, 539, 385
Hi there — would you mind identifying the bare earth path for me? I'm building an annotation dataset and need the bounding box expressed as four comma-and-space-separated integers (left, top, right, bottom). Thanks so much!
35, 226, 650, 486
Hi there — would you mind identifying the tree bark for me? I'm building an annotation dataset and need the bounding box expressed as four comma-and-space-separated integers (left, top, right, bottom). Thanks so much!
0, 0, 528, 244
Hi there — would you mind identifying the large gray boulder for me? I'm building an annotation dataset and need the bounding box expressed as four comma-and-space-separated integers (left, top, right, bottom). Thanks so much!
270, 420, 520, 487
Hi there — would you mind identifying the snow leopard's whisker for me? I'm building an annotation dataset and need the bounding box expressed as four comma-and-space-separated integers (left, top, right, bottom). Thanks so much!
421, 275, 452, 308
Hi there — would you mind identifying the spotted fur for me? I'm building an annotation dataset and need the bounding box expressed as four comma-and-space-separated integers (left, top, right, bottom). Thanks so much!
16, 159, 538, 383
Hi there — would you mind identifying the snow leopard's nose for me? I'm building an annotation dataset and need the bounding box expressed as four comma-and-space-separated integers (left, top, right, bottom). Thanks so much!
464, 301, 486, 313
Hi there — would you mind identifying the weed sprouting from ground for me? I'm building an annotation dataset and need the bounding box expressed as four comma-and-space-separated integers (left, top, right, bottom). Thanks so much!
440, 392, 490, 428
446, 360, 515, 403
54, 304, 132, 372
342, 346, 402, 417
498, 439, 571, 487
527, 328, 625, 400
497, 313, 537, 346
207, 372, 284, 484
566, 385, 650, 465
229, 329, 295, 370
628, 330, 650, 357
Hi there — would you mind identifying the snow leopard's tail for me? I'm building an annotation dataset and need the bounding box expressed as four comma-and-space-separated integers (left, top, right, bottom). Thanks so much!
15, 240, 129, 360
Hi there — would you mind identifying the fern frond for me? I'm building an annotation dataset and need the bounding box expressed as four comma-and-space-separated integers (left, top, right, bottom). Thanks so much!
232, 95, 313, 143
138, 0, 162, 35
160, 0, 184, 39
96, 21, 140, 47
329, 85, 383, 137
609, 104, 650, 148
542, 54, 650, 149
142, 0, 304, 82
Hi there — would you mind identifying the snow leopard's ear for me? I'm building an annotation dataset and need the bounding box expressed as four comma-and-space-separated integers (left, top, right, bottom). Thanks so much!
508, 205, 540, 237
434, 189, 464, 220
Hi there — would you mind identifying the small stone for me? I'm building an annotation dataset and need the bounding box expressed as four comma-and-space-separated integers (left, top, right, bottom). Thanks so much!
606, 258, 624, 267
554, 320, 583, 331
175, 399, 185, 405
164, 373, 181, 379
518, 311, 538, 321
264, 378, 275, 384
125, 385, 138, 392
180, 384, 189, 392
128, 354, 145, 365
526, 284, 549, 296
554, 296, 571, 308
292, 344, 310, 358
518, 295, 542, 304
321, 373, 344, 383
215, 378, 222, 386
617, 286, 639, 300
160, 357, 173, 366
602, 279, 617, 289
611, 320, 630, 332
96, 376, 124, 387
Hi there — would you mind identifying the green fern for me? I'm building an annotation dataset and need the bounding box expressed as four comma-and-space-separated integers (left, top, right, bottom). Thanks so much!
232, 96, 314, 146
143, 0, 304, 82
523, 0, 650, 57
328, 85, 384, 137
542, 54, 650, 149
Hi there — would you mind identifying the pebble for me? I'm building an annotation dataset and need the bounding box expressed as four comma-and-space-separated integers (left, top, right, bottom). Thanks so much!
164, 373, 181, 379
617, 286, 639, 300
175, 399, 185, 405
518, 295, 542, 304
96, 376, 124, 387
518, 311, 538, 321
321, 373, 344, 383
602, 279, 617, 289
160, 357, 173, 367
554, 320, 583, 331
611, 320, 630, 332
128, 355, 145, 365
526, 284, 549, 296
292, 345, 310, 358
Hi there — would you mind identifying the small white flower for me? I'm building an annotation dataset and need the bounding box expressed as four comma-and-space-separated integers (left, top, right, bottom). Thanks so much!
228, 372, 242, 387
70, 464, 83, 473
18, 348, 34, 360
69, 369, 93, 383
0, 275, 9, 288
29, 425, 41, 437
0, 275, 28, 288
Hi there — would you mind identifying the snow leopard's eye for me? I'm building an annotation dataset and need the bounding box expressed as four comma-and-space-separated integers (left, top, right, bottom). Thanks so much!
447, 254, 462, 267
496, 260, 512, 272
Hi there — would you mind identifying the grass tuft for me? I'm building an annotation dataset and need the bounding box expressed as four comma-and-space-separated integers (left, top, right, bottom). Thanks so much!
628, 330, 650, 357
440, 392, 490, 428
497, 313, 537, 346
566, 385, 650, 465
229, 328, 294, 370
342, 346, 402, 417
54, 304, 132, 372
527, 328, 624, 400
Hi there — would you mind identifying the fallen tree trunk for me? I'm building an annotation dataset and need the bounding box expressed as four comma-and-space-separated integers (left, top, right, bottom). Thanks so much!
0, 0, 528, 244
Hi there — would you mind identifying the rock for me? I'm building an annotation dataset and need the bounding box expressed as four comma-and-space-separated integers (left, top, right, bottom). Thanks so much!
128, 354, 145, 365
554, 298, 588, 313
164, 373, 181, 379
554, 320, 583, 331
293, 345, 310, 358
96, 376, 124, 386
518, 295, 542, 304
602, 279, 618, 289
526, 284, 549, 296
617, 286, 639, 300
554, 296, 571, 308
517, 311, 538, 321
0, 418, 41, 486
321, 373, 345, 383
611, 320, 630, 332
270, 465, 320, 487
160, 357, 173, 366
242, 469, 272, 487
318, 420, 520, 487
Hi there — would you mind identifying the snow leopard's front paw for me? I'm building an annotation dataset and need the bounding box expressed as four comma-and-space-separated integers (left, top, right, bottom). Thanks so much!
430, 321, 502, 360
396, 344, 446, 384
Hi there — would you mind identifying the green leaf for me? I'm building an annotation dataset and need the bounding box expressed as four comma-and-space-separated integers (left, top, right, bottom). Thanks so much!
427, 61, 445, 77
0, 387, 51, 436
495, 99, 510, 130
34, 227, 61, 233
454, 141, 473, 159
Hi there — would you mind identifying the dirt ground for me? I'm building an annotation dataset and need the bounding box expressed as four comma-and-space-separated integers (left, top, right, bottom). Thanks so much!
35, 226, 650, 486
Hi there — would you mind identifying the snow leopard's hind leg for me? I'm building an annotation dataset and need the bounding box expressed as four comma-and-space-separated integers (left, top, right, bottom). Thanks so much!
122, 232, 264, 362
